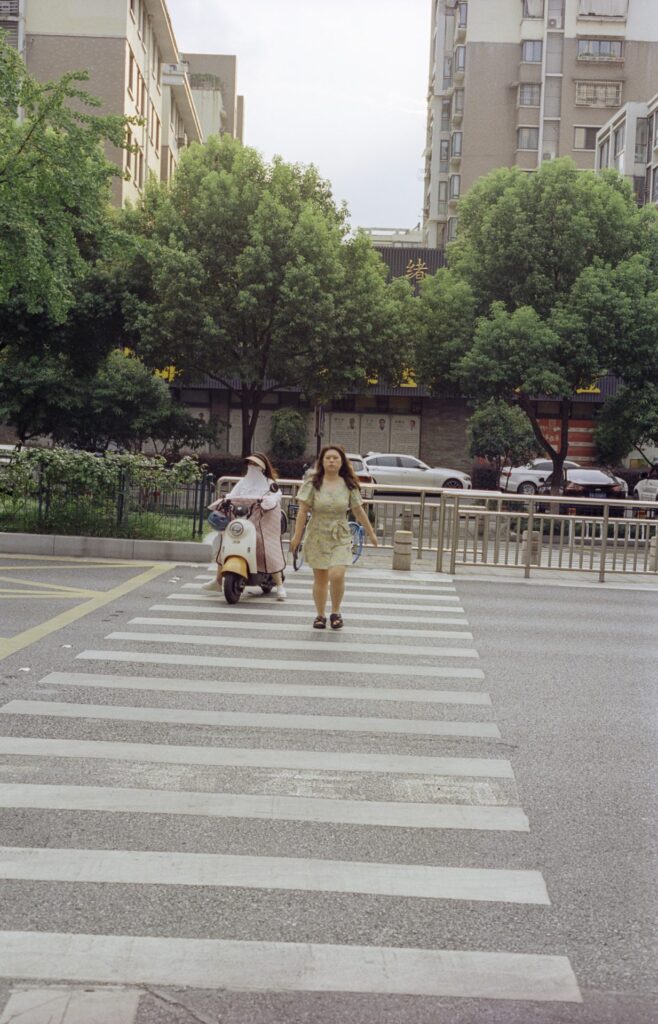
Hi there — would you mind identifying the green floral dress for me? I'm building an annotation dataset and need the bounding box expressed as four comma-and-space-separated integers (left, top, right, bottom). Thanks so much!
296, 479, 363, 569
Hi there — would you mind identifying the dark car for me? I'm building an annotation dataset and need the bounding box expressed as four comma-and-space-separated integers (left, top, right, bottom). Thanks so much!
537, 468, 626, 516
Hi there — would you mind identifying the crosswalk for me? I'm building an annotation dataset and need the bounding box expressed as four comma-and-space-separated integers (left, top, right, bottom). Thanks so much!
0, 566, 582, 1019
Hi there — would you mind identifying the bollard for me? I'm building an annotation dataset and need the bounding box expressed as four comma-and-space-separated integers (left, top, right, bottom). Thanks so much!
401, 507, 413, 532
392, 529, 412, 571
521, 529, 541, 566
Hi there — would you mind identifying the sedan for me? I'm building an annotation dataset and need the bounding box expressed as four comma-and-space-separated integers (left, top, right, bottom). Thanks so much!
633, 465, 658, 504
537, 468, 627, 516
363, 453, 471, 492
500, 458, 580, 494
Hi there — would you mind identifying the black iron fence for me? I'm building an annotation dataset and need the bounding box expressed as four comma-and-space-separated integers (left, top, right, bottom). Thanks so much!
0, 468, 215, 541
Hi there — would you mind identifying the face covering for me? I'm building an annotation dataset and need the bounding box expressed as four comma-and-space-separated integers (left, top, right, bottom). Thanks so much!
228, 464, 271, 499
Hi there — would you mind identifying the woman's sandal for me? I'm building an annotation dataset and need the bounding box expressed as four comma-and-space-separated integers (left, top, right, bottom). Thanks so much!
313, 615, 327, 629
330, 613, 343, 630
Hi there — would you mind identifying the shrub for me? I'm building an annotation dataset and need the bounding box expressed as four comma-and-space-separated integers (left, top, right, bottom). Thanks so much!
270, 408, 309, 460
470, 463, 500, 491
467, 400, 539, 472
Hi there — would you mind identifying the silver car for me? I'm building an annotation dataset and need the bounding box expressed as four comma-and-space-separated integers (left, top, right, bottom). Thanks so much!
363, 453, 471, 492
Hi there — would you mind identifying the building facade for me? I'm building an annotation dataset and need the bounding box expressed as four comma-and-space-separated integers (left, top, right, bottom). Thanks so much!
423, 0, 658, 245
1, 1, 243, 204
184, 52, 244, 143
595, 92, 658, 205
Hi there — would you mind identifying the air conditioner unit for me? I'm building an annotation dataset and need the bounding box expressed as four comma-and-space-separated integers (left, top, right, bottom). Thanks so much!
548, 17, 559, 27
542, 152, 554, 161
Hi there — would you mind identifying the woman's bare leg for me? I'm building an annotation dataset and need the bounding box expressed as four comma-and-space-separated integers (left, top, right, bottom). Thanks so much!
272, 571, 282, 585
313, 569, 329, 616
328, 566, 346, 614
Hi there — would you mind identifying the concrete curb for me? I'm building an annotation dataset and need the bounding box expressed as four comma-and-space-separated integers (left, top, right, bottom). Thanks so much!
0, 531, 213, 563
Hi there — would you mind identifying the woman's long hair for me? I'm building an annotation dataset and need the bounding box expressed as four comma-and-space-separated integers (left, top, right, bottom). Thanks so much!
311, 445, 360, 491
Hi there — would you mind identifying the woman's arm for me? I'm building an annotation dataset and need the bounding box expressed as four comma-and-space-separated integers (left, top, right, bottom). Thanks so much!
290, 502, 310, 552
353, 503, 378, 546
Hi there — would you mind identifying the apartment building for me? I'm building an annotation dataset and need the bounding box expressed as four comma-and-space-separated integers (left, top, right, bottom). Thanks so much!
423, 0, 658, 245
595, 92, 658, 205
184, 53, 244, 143
1, 0, 206, 204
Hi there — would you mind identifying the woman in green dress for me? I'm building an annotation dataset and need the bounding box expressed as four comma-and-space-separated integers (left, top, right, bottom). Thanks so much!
291, 445, 378, 629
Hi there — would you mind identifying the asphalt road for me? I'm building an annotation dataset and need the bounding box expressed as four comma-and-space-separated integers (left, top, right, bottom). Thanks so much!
0, 558, 655, 1024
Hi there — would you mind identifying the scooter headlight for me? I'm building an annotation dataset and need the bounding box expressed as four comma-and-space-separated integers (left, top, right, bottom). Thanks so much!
228, 521, 245, 537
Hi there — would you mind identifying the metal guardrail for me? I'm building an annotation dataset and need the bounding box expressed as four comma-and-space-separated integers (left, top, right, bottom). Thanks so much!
215, 477, 658, 581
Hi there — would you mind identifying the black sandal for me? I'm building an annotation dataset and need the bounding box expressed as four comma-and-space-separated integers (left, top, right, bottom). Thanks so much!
330, 613, 343, 630
313, 615, 327, 629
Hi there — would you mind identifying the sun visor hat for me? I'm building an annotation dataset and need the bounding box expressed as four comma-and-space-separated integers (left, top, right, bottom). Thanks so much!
245, 455, 267, 471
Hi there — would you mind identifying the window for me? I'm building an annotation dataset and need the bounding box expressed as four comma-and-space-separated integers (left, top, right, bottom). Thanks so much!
369, 456, 398, 467
127, 48, 135, 96
523, 0, 544, 15
439, 139, 450, 171
574, 126, 598, 149
441, 98, 451, 131
447, 217, 459, 240
517, 126, 539, 149
575, 80, 622, 107
438, 180, 448, 214
442, 55, 452, 89
577, 38, 623, 60
647, 115, 655, 159
521, 40, 543, 62
125, 129, 133, 174
519, 83, 541, 106
451, 131, 462, 157
455, 45, 466, 71
457, 2, 468, 27
449, 174, 461, 198
453, 88, 465, 113
154, 114, 160, 154
399, 457, 422, 469
652, 166, 658, 202
577, 0, 628, 17
613, 124, 625, 156
598, 136, 610, 167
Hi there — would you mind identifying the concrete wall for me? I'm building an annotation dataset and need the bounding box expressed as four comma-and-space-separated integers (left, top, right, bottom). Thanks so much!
419, 399, 470, 471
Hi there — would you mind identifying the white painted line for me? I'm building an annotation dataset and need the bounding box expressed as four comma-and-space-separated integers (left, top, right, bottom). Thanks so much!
0, 846, 549, 904
105, 632, 479, 659
0, 783, 527, 831
78, 650, 485, 678
0, 987, 140, 1024
196, 575, 458, 594
0, 932, 583, 1001
130, 617, 474, 640
183, 585, 462, 606
2, 701, 501, 740
0, 737, 513, 777
40, 672, 491, 706
158, 601, 469, 622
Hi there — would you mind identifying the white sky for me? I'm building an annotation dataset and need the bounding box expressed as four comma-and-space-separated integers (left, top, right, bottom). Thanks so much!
166, 0, 430, 231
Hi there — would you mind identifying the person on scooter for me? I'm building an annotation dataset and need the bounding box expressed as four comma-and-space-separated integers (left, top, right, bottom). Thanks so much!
204, 452, 287, 601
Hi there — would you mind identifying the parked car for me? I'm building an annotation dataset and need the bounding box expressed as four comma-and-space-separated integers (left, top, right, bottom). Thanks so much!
362, 453, 471, 493
633, 464, 658, 505
500, 458, 628, 496
537, 468, 627, 516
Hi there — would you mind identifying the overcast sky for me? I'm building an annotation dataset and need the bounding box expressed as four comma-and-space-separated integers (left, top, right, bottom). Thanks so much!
166, 0, 430, 231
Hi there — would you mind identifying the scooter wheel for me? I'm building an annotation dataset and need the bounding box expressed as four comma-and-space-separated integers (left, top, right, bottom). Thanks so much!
223, 572, 245, 604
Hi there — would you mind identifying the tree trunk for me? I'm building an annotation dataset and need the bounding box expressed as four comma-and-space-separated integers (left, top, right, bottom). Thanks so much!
517, 393, 568, 493
239, 388, 262, 457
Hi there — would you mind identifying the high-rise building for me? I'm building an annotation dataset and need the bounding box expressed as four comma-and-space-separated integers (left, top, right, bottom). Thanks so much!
423, 0, 658, 245
184, 53, 245, 142
1, 2, 243, 205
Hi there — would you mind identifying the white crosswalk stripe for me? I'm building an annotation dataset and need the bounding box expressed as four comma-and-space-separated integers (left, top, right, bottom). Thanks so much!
0, 566, 582, 1011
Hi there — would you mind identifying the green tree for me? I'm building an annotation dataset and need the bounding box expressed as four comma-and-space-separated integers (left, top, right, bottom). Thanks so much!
119, 136, 415, 454
270, 407, 309, 460
466, 400, 540, 472
594, 383, 658, 468
0, 34, 130, 325
417, 159, 658, 490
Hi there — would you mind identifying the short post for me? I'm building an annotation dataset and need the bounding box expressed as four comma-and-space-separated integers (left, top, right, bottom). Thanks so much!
523, 499, 537, 578
401, 507, 413, 532
392, 529, 412, 571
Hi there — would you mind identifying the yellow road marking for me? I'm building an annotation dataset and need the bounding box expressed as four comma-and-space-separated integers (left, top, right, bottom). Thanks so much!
0, 554, 160, 567
0, 564, 147, 571
0, 575, 99, 596
0, 591, 91, 598
0, 562, 171, 661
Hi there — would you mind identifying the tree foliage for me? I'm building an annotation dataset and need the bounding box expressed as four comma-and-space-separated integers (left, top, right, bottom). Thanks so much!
417, 159, 658, 489
118, 136, 416, 454
270, 407, 309, 460
0, 34, 129, 324
594, 383, 658, 467
467, 400, 540, 472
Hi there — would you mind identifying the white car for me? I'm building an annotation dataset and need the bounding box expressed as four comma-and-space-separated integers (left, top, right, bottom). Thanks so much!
500, 458, 628, 497
363, 453, 471, 492
633, 465, 658, 503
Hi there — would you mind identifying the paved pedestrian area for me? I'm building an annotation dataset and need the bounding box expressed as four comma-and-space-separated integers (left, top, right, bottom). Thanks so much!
0, 563, 642, 1022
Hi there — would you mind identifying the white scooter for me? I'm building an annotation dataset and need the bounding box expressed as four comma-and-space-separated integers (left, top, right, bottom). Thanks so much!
218, 498, 286, 604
